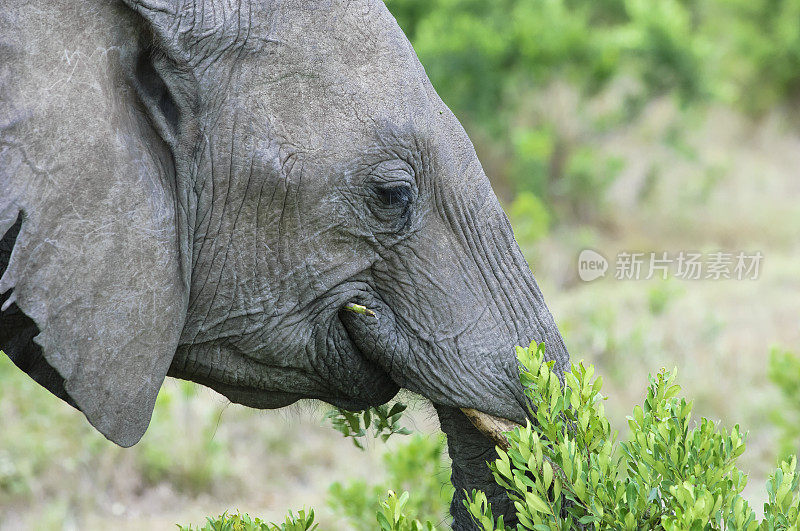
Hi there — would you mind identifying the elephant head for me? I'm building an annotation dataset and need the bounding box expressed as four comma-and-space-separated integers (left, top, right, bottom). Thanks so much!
0, 0, 570, 527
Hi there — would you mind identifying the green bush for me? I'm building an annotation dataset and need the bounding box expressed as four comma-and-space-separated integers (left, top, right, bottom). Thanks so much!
324, 402, 412, 450
465, 342, 800, 530
178, 509, 317, 531
376, 490, 439, 531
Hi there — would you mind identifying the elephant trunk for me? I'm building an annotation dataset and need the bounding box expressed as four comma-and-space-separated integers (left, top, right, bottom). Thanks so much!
436, 404, 518, 530
432, 203, 570, 528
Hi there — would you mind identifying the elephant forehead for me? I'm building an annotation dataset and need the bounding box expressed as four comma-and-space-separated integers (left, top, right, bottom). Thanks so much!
229, 0, 431, 143
263, 0, 415, 73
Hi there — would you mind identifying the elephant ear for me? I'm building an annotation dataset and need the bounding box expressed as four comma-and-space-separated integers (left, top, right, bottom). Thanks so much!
0, 0, 189, 446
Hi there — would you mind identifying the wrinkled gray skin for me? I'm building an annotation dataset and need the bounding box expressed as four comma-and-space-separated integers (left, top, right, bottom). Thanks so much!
0, 0, 569, 527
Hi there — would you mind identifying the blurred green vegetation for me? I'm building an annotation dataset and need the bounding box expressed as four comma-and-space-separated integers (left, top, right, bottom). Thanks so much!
136, 381, 231, 494
191, 344, 800, 529
0, 351, 243, 521
180, 434, 452, 530
768, 347, 800, 461
327, 434, 452, 530
0, 351, 108, 500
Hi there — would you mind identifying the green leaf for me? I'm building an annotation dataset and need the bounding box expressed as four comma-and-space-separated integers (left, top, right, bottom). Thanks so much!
543, 461, 553, 490
525, 492, 552, 515
376, 511, 392, 531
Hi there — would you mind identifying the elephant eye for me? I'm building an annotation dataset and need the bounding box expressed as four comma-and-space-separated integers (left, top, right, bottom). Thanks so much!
371, 182, 414, 228
376, 184, 412, 208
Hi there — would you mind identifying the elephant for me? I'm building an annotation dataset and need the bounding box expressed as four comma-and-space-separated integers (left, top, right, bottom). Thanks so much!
0, 0, 570, 528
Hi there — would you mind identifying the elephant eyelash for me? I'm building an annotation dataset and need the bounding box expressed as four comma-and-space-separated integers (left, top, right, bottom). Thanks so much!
371, 182, 414, 230
376, 184, 412, 208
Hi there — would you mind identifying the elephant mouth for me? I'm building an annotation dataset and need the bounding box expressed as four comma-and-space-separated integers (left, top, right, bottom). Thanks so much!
321, 302, 398, 410
340, 301, 521, 449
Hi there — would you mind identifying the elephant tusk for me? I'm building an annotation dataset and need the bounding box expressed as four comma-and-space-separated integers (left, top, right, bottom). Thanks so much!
343, 302, 377, 318
460, 408, 521, 451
